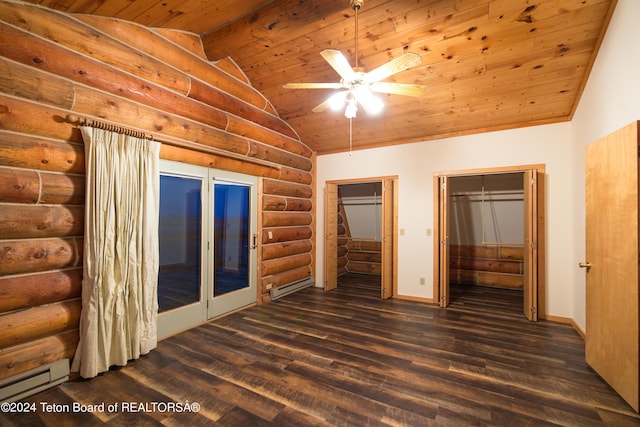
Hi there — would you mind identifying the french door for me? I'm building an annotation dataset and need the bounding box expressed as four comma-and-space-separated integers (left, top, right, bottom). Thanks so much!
157, 160, 257, 338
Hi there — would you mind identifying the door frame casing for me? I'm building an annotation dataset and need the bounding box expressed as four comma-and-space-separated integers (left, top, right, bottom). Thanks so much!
324, 176, 398, 298
433, 164, 546, 318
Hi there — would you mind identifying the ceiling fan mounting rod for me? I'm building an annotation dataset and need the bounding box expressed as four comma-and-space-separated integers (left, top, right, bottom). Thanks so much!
352, 0, 361, 69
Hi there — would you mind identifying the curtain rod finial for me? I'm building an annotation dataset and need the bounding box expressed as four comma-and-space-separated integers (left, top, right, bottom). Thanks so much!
66, 114, 83, 125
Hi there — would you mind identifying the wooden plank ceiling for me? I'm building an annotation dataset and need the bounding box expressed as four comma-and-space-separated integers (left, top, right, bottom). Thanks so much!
23, 0, 616, 154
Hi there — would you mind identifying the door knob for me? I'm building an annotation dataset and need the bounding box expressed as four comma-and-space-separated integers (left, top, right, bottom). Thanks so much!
579, 262, 591, 270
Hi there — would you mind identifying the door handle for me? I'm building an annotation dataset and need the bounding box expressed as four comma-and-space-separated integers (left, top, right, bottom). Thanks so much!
579, 262, 591, 271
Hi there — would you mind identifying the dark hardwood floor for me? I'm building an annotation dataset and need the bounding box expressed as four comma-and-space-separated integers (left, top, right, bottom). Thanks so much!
4, 274, 640, 426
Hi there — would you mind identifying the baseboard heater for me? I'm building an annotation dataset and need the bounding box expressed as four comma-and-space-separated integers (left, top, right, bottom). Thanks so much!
270, 277, 314, 300
0, 359, 69, 403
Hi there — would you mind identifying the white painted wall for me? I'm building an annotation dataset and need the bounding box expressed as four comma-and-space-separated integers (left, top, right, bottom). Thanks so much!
316, 122, 573, 316
316, 0, 640, 327
570, 0, 640, 332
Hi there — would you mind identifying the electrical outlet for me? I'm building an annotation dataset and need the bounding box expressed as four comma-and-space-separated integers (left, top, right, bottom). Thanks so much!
419, 277, 426, 285
426, 228, 432, 236
268, 231, 273, 239
266, 283, 273, 290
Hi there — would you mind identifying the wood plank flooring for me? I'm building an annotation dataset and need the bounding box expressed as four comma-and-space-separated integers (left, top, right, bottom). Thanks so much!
4, 273, 640, 426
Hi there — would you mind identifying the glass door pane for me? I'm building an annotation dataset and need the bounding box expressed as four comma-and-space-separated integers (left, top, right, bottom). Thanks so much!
213, 182, 250, 296
208, 174, 257, 318
158, 161, 208, 339
158, 175, 202, 312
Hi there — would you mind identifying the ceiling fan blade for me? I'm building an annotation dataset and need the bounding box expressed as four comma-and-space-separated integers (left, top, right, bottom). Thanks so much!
370, 82, 429, 97
364, 52, 422, 83
320, 49, 356, 81
283, 82, 345, 89
312, 90, 350, 113
311, 97, 335, 113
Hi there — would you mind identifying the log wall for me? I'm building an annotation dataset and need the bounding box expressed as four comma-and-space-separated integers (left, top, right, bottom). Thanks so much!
449, 245, 524, 289
346, 240, 382, 275
0, 1, 314, 381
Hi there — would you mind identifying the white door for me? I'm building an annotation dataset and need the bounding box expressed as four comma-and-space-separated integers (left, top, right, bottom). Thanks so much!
157, 161, 257, 338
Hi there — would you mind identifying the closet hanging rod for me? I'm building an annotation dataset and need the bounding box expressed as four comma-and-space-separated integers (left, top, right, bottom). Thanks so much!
450, 191, 524, 197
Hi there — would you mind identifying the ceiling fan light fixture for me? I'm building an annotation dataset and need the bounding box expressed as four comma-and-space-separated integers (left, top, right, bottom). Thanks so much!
344, 95, 358, 119
354, 85, 384, 115
328, 91, 348, 111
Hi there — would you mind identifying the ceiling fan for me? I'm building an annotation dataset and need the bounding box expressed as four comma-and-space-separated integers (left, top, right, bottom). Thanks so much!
283, 0, 428, 119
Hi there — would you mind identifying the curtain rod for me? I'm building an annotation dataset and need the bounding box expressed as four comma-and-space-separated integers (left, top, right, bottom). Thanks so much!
66, 114, 151, 140
65, 114, 281, 171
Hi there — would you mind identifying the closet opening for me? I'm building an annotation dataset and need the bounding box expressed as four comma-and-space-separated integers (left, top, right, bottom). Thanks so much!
325, 177, 397, 299
434, 165, 545, 321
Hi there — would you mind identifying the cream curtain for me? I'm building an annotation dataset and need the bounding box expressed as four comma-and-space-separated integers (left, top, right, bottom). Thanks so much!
72, 126, 160, 378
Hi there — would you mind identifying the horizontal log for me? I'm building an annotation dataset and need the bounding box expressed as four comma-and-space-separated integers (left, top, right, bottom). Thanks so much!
262, 179, 313, 199
346, 240, 382, 252
450, 245, 499, 259
337, 257, 348, 269
153, 29, 206, 59
499, 246, 525, 260
160, 144, 280, 179
262, 195, 287, 211
450, 269, 524, 289
40, 173, 85, 205
0, 300, 81, 349
214, 58, 250, 85
0, 2, 191, 95
248, 140, 312, 172
0, 57, 74, 110
0, 21, 231, 132
0, 95, 77, 142
348, 252, 382, 263
0, 238, 82, 276
337, 246, 348, 258
0, 167, 84, 205
0, 330, 78, 381
337, 224, 346, 235
0, 167, 39, 203
477, 271, 523, 288
261, 253, 312, 277
450, 257, 522, 274
278, 166, 313, 185
72, 86, 251, 156
0, 205, 83, 239
229, 116, 311, 158
450, 245, 524, 260
0, 268, 82, 313
262, 226, 313, 244
282, 197, 313, 212
262, 211, 313, 227
77, 15, 270, 112
347, 262, 381, 275
261, 240, 313, 261
0, 131, 84, 173
192, 83, 300, 143
260, 265, 312, 293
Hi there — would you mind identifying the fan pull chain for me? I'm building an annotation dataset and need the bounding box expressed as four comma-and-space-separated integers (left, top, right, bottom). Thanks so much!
349, 117, 353, 156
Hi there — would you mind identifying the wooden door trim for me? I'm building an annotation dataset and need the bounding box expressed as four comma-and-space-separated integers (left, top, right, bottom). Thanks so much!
433, 164, 546, 318
325, 176, 398, 298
